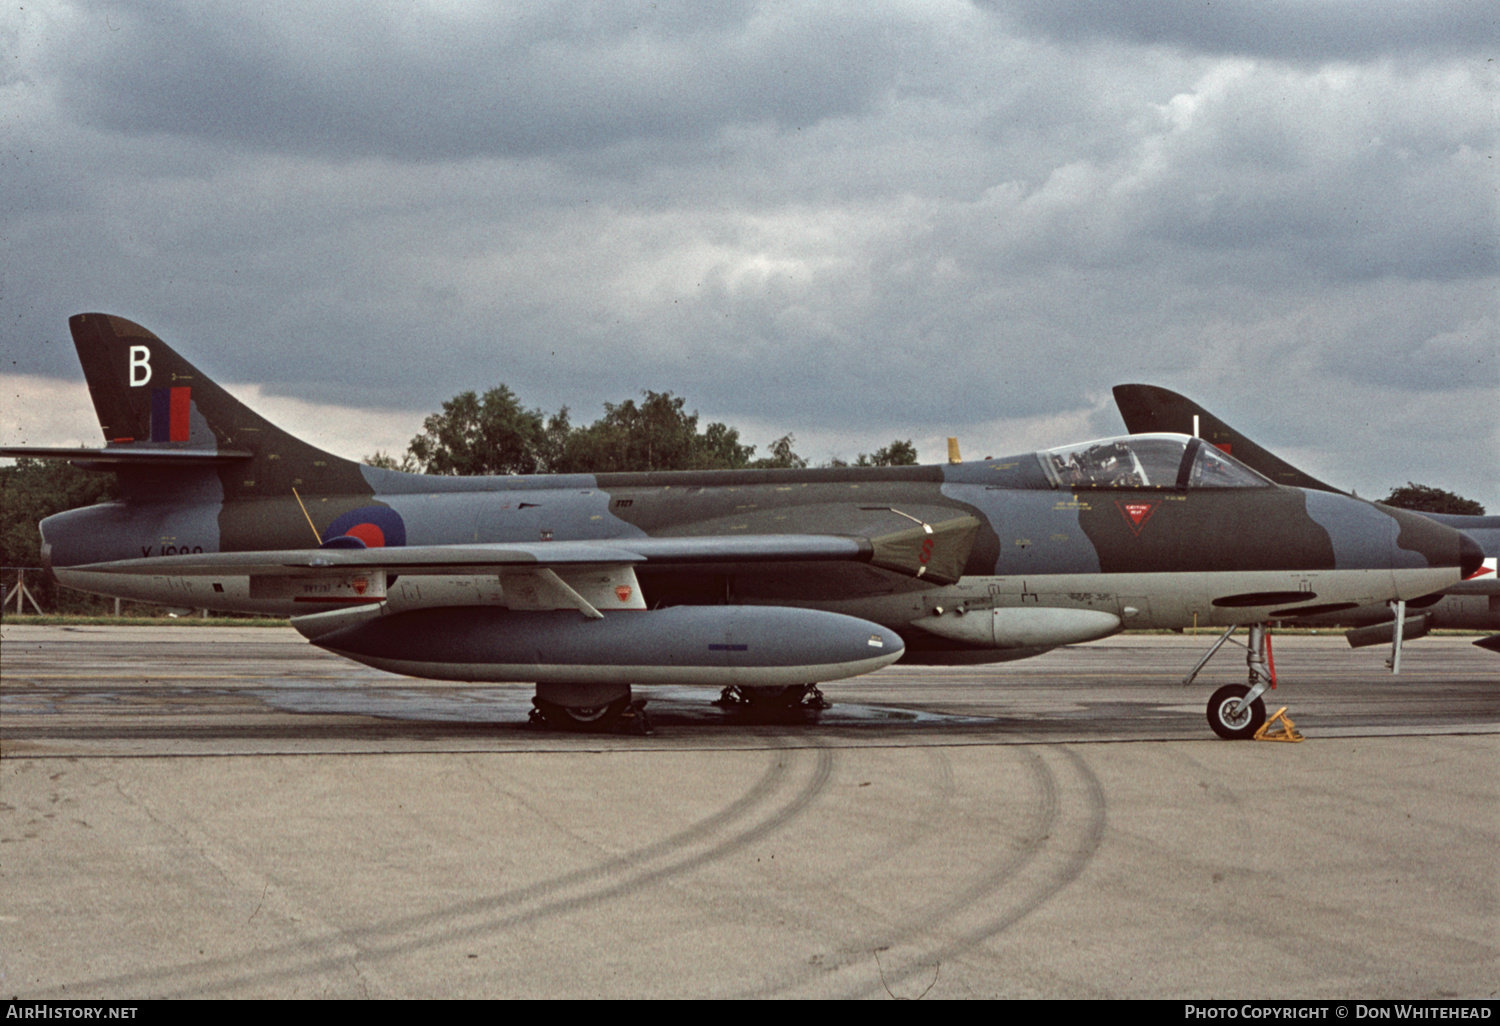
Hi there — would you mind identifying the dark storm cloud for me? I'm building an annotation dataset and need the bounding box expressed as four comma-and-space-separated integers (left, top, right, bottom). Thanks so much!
940, 59, 1498, 289
1136, 139, 1498, 285
48, 0, 912, 159
3, 1, 1495, 506
985, 0, 1499, 61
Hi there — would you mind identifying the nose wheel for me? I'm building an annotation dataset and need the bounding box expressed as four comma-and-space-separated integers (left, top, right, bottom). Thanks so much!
1206, 683, 1267, 740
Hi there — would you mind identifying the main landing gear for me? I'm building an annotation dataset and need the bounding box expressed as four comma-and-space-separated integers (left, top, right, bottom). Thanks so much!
714, 684, 830, 720
1184, 623, 1276, 740
528, 682, 653, 734
525, 682, 833, 732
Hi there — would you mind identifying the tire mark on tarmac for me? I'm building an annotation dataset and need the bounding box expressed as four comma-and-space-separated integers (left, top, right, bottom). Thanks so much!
841, 745, 1107, 999
826, 746, 958, 881
744, 745, 1107, 999
49, 745, 837, 999
743, 745, 1060, 997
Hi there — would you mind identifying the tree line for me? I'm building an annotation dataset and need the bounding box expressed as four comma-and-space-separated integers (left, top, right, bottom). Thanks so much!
1, 460, 116, 612
364, 386, 919, 475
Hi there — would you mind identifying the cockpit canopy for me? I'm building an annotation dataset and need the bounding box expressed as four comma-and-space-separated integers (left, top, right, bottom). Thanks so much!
1038, 434, 1270, 490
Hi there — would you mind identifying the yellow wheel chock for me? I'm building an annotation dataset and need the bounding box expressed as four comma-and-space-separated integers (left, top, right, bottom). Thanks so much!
1253, 706, 1303, 742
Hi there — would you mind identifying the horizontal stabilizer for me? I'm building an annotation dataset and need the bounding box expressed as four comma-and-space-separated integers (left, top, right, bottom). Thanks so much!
1, 445, 252, 468
1473, 634, 1500, 654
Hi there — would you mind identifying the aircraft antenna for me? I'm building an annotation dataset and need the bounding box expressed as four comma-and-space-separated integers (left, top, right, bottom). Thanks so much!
291, 487, 323, 545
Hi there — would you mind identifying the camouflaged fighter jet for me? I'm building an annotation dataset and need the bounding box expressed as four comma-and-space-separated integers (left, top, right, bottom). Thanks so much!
1113, 383, 1500, 665
3, 315, 1484, 737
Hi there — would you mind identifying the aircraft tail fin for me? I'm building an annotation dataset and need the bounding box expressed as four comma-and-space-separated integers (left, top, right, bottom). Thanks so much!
59, 313, 368, 495
1112, 383, 1343, 493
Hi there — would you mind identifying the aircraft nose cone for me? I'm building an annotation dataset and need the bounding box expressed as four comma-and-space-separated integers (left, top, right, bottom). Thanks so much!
1459, 532, 1484, 580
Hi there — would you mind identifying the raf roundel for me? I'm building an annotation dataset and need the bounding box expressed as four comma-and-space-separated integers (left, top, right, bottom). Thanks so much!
346, 522, 386, 547
322, 506, 407, 548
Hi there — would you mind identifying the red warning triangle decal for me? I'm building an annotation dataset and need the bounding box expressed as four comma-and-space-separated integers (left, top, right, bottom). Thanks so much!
1115, 500, 1160, 535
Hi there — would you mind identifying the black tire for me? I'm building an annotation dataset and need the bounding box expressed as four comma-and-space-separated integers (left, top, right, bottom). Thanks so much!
533, 696, 630, 733
1206, 684, 1266, 740
741, 685, 810, 709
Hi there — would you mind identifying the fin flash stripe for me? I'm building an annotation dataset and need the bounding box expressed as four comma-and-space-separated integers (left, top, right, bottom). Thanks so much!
151, 387, 191, 442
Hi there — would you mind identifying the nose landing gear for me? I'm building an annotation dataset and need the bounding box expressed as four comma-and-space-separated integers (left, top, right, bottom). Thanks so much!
1185, 623, 1276, 739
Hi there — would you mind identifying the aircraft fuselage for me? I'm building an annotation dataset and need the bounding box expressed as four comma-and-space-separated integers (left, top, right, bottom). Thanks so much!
43, 444, 1470, 657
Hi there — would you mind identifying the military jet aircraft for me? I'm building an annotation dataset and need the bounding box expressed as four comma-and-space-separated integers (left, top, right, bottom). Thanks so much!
1112, 383, 1499, 661
3, 314, 1483, 737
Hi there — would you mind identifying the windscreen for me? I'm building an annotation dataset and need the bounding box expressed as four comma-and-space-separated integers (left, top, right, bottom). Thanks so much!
1038, 434, 1269, 490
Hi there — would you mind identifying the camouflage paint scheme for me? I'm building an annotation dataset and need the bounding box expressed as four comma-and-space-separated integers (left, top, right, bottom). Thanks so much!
1113, 383, 1498, 651
6, 316, 1483, 700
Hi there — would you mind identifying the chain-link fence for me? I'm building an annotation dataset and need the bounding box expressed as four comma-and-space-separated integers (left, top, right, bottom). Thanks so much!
0, 566, 212, 618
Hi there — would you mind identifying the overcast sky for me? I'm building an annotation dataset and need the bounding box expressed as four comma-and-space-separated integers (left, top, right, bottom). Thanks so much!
3, 1, 1496, 508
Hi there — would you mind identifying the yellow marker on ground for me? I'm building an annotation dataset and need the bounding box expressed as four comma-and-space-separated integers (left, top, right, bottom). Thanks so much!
1254, 707, 1304, 742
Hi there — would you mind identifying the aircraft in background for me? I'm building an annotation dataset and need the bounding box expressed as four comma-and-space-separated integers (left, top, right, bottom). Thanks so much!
1112, 383, 1499, 661
2, 314, 1482, 737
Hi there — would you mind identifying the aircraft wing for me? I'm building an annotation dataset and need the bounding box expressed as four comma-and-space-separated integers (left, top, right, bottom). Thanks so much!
66, 515, 981, 584
71, 540, 656, 577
